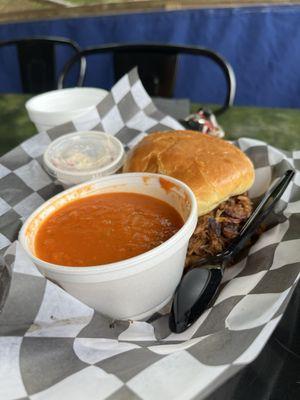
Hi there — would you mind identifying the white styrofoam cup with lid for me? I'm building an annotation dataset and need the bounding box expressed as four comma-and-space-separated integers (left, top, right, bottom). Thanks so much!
25, 87, 108, 132
43, 131, 125, 187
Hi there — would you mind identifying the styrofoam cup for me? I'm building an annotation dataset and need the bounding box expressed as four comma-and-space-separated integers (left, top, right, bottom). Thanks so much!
25, 87, 108, 132
19, 173, 198, 321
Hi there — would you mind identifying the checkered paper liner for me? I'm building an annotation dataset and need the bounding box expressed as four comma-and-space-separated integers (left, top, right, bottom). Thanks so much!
1, 68, 300, 400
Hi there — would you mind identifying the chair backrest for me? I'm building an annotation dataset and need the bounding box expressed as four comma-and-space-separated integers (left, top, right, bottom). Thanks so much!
58, 43, 236, 115
0, 36, 86, 93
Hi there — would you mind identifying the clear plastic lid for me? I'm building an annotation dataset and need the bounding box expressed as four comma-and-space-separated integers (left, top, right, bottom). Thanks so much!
43, 131, 125, 185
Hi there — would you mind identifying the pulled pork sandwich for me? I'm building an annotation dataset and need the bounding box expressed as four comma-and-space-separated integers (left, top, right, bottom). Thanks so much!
123, 130, 255, 267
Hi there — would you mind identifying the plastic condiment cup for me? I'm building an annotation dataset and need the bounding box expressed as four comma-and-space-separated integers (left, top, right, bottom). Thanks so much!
19, 173, 198, 321
43, 131, 125, 187
25, 87, 108, 132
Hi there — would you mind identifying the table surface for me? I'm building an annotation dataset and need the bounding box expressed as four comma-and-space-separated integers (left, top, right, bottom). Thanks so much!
1, 93, 300, 156
0, 94, 299, 399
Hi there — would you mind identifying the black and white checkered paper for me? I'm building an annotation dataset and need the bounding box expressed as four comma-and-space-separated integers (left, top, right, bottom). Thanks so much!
1, 68, 300, 400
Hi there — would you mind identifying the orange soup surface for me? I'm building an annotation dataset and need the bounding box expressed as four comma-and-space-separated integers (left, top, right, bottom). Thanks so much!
35, 192, 184, 266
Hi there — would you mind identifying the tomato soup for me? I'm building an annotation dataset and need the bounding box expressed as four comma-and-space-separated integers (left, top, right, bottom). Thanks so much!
35, 192, 184, 266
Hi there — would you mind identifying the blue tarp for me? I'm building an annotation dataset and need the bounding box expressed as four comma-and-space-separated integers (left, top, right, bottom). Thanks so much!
0, 5, 299, 108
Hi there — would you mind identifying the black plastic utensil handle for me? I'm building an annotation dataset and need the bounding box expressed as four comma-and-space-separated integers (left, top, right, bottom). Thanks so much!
223, 169, 295, 260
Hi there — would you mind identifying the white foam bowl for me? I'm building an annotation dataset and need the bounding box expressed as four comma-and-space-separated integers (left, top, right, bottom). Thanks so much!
19, 173, 198, 321
25, 87, 108, 132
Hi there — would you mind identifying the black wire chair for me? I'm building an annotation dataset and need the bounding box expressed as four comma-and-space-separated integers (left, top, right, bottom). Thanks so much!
0, 36, 86, 93
58, 43, 236, 115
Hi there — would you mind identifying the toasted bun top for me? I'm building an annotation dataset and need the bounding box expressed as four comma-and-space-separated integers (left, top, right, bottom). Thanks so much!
123, 130, 255, 216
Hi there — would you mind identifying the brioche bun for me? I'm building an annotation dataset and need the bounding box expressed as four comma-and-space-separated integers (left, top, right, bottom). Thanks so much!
123, 130, 255, 216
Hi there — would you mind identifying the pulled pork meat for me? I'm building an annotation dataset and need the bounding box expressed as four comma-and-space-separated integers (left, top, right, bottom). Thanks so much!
186, 193, 252, 267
